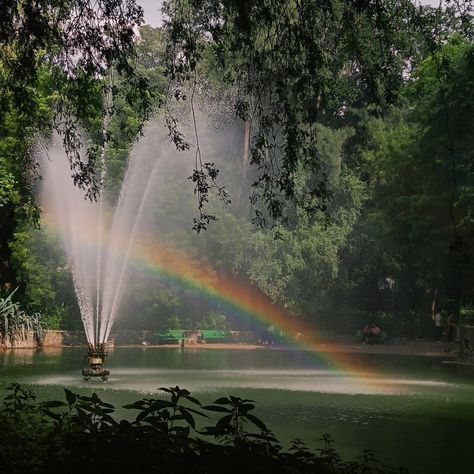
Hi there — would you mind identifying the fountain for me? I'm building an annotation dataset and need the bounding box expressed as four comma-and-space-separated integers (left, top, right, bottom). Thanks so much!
81, 343, 110, 381
41, 134, 164, 380
41, 103, 225, 380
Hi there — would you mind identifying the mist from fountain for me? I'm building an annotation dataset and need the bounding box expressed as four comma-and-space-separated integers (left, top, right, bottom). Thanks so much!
41, 135, 163, 346
40, 96, 239, 347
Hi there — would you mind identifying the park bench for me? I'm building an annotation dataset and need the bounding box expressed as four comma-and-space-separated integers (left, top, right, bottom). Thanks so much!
153, 330, 184, 344
358, 330, 388, 344
201, 329, 230, 343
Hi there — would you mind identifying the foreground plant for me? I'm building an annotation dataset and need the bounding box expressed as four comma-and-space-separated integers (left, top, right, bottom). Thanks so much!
0, 384, 407, 474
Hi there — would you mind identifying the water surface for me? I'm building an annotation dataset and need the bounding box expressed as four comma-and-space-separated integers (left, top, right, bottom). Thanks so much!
1, 347, 473, 473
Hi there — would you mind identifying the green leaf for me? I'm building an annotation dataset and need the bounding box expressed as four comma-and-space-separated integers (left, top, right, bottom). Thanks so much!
136, 409, 152, 423
245, 413, 268, 432
215, 414, 233, 432
203, 405, 231, 413
64, 389, 77, 406
239, 403, 255, 412
91, 393, 100, 403
212, 397, 230, 405
179, 406, 207, 417
184, 395, 201, 406
42, 400, 67, 408
179, 408, 196, 429
100, 402, 115, 409
159, 387, 174, 394
123, 401, 147, 410
101, 413, 118, 426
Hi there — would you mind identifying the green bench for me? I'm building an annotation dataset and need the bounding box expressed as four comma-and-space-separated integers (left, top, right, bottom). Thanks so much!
201, 329, 230, 343
359, 330, 388, 344
153, 330, 185, 344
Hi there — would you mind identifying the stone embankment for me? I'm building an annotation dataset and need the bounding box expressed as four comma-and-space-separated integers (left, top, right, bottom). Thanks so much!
0, 329, 462, 359
1, 330, 63, 349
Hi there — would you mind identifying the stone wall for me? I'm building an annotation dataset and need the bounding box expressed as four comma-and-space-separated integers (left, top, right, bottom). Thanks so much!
61, 331, 88, 346
230, 331, 257, 343
1, 329, 340, 349
42, 330, 64, 346
0, 331, 37, 349
109, 330, 153, 345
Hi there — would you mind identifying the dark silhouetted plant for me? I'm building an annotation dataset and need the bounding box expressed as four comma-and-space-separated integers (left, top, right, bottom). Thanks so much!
0, 384, 408, 474
201, 395, 272, 444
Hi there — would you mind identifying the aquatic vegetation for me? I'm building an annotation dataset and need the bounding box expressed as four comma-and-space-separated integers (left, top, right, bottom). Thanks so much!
0, 289, 43, 344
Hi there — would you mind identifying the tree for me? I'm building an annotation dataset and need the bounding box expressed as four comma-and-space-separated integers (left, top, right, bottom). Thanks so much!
359, 35, 474, 325
0, 1, 156, 296
162, 0, 437, 227
0, 0, 153, 191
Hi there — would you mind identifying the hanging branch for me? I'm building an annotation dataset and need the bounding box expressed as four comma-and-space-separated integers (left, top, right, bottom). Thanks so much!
162, 0, 420, 227
0, 0, 152, 199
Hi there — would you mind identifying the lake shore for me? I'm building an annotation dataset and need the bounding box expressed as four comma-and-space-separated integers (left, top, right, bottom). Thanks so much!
119, 339, 458, 358
2, 329, 459, 359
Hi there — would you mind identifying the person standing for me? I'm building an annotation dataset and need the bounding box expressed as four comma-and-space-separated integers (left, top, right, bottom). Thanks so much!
446, 313, 456, 342
433, 311, 443, 341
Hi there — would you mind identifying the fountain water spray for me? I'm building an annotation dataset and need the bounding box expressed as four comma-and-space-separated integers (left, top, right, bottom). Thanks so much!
41, 99, 221, 380
41, 126, 163, 379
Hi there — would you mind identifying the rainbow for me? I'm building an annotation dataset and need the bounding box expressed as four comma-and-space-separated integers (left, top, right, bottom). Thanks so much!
42, 213, 397, 393
132, 238, 396, 391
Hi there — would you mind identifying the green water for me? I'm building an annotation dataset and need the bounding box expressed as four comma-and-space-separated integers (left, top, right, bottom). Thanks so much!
1, 346, 473, 473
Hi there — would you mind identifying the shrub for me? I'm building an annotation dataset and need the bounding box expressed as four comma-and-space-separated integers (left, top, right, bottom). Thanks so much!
0, 384, 407, 474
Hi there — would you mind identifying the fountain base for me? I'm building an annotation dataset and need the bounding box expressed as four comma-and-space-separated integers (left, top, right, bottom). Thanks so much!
82, 344, 110, 381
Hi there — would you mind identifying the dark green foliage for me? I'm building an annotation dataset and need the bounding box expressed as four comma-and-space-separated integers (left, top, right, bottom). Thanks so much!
0, 2, 155, 307
0, 16, 162, 322
354, 35, 474, 323
0, 0, 151, 197
162, 0, 427, 226
9, 227, 79, 329
0, 384, 407, 473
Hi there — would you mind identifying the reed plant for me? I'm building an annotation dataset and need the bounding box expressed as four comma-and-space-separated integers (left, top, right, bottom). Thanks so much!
0, 288, 43, 344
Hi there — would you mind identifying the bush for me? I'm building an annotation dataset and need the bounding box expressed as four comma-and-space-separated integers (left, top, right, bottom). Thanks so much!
0, 384, 407, 474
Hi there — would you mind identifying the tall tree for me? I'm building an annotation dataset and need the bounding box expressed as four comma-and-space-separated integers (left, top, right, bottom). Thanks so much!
162, 0, 431, 227
0, 1, 155, 289
362, 35, 474, 318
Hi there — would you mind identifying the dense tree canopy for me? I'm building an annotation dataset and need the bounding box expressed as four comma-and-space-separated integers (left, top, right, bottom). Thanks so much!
0, 1, 473, 335
0, 1, 156, 327
361, 35, 474, 314
161, 0, 471, 226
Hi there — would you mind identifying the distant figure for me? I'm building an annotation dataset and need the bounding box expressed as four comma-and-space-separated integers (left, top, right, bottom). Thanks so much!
371, 323, 381, 338
363, 323, 381, 344
446, 313, 456, 342
363, 324, 372, 343
433, 311, 443, 341
180, 332, 185, 348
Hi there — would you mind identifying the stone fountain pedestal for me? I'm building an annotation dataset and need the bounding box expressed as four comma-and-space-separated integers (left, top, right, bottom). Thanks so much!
82, 344, 110, 381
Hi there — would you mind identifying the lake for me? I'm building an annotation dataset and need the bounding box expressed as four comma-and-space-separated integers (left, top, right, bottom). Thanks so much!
1, 346, 473, 473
